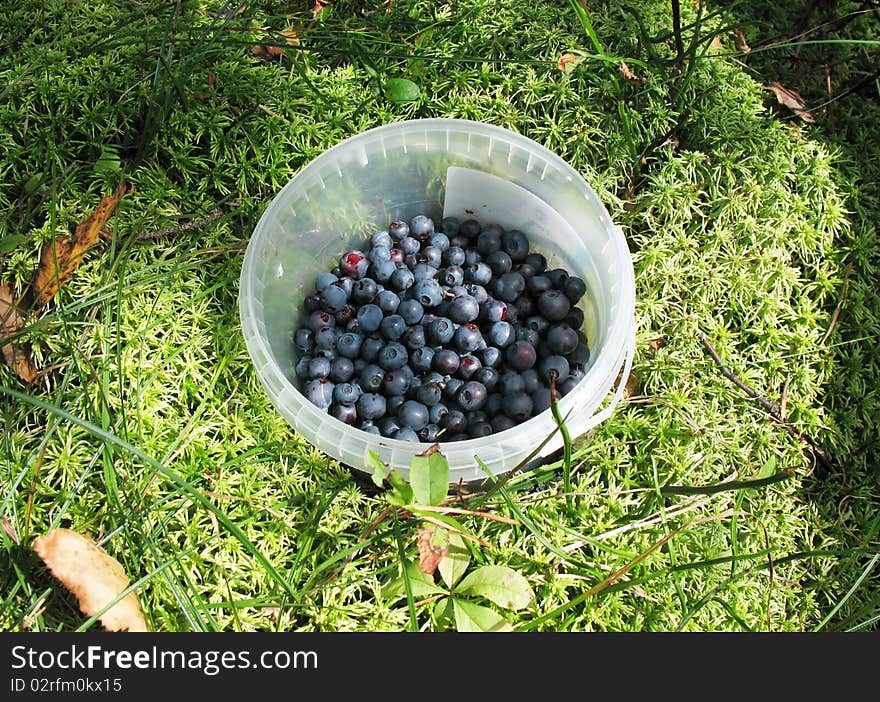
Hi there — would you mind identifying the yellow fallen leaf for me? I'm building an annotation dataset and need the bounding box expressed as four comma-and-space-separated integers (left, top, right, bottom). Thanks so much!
0, 282, 38, 383
32, 182, 130, 306
33, 528, 149, 632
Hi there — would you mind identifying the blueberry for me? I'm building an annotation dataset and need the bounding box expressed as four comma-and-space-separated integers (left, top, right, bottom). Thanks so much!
494, 271, 526, 303
443, 377, 464, 401
442, 246, 466, 267
565, 307, 585, 329
547, 324, 579, 355
468, 421, 494, 439
389, 220, 410, 240
360, 335, 384, 363
357, 304, 383, 333
448, 295, 480, 324
359, 363, 385, 393
380, 314, 407, 341
464, 262, 493, 286
476, 229, 502, 256
329, 357, 355, 382
382, 368, 412, 396
520, 368, 541, 394
441, 217, 461, 237
491, 414, 516, 433
333, 381, 361, 405
531, 388, 551, 414
303, 293, 322, 313
456, 381, 488, 411
402, 324, 426, 350
480, 298, 508, 323
410, 346, 435, 373
515, 325, 540, 347
429, 232, 450, 251
537, 290, 571, 322
398, 400, 430, 431
427, 316, 455, 345
415, 382, 443, 407
457, 354, 482, 380
337, 331, 363, 359
442, 408, 467, 433
420, 246, 443, 269
303, 378, 334, 409
412, 263, 438, 282
315, 271, 338, 292
428, 403, 449, 425
433, 348, 461, 375
330, 403, 358, 424
545, 268, 569, 289
562, 276, 587, 304
487, 321, 515, 348
502, 392, 534, 423
313, 326, 336, 350
501, 229, 530, 262
308, 310, 335, 332
380, 416, 401, 437
335, 304, 356, 326
539, 355, 570, 383
399, 236, 421, 256
505, 341, 537, 371
439, 266, 464, 287
524, 252, 547, 274
397, 299, 424, 326
294, 327, 314, 353
386, 393, 407, 416
465, 284, 488, 304
453, 323, 483, 353
567, 341, 591, 367
375, 289, 401, 314
473, 366, 499, 392
410, 214, 434, 240
356, 392, 387, 420
339, 251, 369, 279
527, 274, 552, 297
368, 244, 391, 264
486, 250, 513, 276
499, 370, 526, 395
478, 346, 503, 368
295, 355, 312, 379
460, 219, 482, 239
371, 230, 393, 248
371, 258, 398, 284
359, 421, 381, 435
420, 423, 442, 443
352, 277, 379, 305
377, 341, 408, 371
389, 267, 415, 293
392, 426, 420, 442
413, 279, 443, 307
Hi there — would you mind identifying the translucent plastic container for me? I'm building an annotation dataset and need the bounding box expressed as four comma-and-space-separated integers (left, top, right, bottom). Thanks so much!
239, 118, 636, 483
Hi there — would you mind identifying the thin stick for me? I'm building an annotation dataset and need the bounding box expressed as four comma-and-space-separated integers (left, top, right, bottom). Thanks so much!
138, 210, 224, 241
698, 331, 834, 473
820, 261, 853, 346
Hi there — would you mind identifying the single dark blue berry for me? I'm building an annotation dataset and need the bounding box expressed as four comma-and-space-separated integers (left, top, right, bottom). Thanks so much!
397, 299, 424, 326
333, 381, 361, 405
448, 295, 480, 324
505, 340, 537, 370
315, 271, 338, 292
304, 378, 334, 409
501, 229, 530, 262
547, 324, 579, 355
371, 230, 393, 248
456, 380, 488, 411
410, 214, 434, 240
441, 216, 461, 237
377, 341, 408, 371
330, 357, 355, 382
337, 331, 363, 359
295, 355, 312, 379
413, 279, 443, 307
487, 321, 516, 348
402, 324, 426, 350
410, 346, 435, 373
442, 246, 466, 267
382, 368, 412, 396
339, 251, 369, 279
398, 400, 430, 431
356, 304, 383, 333
375, 289, 401, 314
537, 290, 571, 322
539, 355, 570, 383
433, 348, 461, 375
352, 277, 379, 305
330, 403, 358, 424
380, 314, 407, 341
388, 220, 410, 240
494, 271, 526, 303
294, 328, 314, 353
427, 316, 455, 345
356, 392, 387, 420
439, 266, 464, 287
359, 364, 385, 393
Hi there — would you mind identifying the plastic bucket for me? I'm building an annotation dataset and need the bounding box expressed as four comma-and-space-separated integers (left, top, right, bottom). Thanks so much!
239, 118, 636, 483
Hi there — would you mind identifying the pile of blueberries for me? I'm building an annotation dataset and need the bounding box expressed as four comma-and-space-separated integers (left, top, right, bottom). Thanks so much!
293, 214, 590, 443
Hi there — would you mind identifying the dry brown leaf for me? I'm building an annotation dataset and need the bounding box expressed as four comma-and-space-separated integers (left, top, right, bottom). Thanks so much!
311, 0, 331, 20
733, 28, 751, 53
557, 53, 582, 74
0, 283, 38, 383
33, 528, 149, 632
2, 516, 18, 544
32, 183, 130, 306
619, 60, 646, 84
767, 81, 815, 123
251, 44, 284, 61
648, 338, 665, 352
623, 371, 641, 399
416, 526, 448, 575
710, 35, 723, 49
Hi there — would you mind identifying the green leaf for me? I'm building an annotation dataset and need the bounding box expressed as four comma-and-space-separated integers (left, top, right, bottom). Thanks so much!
438, 530, 470, 590
367, 450, 387, 488
433, 596, 454, 629
757, 455, 777, 480
23, 174, 42, 195
409, 451, 448, 506
387, 469, 413, 506
383, 77, 420, 104
452, 598, 512, 632
382, 562, 447, 601
0, 235, 27, 254
456, 565, 535, 611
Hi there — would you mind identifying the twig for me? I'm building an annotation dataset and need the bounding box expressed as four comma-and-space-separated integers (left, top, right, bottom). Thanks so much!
698, 331, 834, 473
137, 210, 223, 241
820, 261, 853, 346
